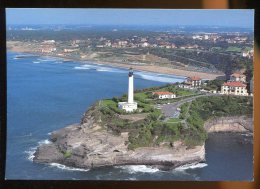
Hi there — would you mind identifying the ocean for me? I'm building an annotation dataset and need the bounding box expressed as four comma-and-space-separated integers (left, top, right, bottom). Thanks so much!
6, 51, 253, 180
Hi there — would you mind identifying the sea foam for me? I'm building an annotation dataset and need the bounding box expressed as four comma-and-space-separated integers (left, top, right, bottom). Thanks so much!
175, 163, 208, 171
74, 66, 90, 70
116, 165, 160, 174
25, 147, 37, 161
135, 72, 185, 83
96, 67, 125, 73
25, 139, 51, 161
38, 139, 51, 145
49, 163, 89, 172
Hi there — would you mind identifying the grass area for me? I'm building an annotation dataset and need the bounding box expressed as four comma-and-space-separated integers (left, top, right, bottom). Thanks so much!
175, 89, 195, 96
149, 84, 197, 97
244, 46, 252, 51
226, 46, 242, 53
96, 84, 252, 150
134, 92, 150, 103
211, 47, 222, 52
179, 102, 190, 119
102, 99, 117, 107
63, 151, 72, 158
167, 118, 182, 123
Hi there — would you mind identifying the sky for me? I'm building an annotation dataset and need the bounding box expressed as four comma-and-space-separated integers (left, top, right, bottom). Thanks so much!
6, 9, 254, 28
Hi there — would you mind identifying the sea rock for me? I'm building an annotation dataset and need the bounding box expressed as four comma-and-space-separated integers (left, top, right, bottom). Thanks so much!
33, 106, 253, 170
204, 116, 253, 133
33, 144, 63, 163
33, 111, 205, 169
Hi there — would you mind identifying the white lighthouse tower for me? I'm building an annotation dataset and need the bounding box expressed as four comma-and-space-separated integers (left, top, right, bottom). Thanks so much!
118, 68, 138, 112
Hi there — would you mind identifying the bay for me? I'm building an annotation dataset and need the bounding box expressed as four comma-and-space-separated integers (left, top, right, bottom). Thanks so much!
6, 51, 253, 180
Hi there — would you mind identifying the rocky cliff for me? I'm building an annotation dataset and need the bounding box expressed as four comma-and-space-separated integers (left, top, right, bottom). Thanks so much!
33, 107, 252, 170
33, 105, 205, 170
204, 116, 253, 133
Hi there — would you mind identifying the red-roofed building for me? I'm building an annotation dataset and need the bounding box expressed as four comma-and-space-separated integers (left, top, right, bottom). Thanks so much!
221, 81, 248, 96
230, 73, 246, 83
187, 76, 202, 87
153, 91, 176, 99
178, 76, 202, 89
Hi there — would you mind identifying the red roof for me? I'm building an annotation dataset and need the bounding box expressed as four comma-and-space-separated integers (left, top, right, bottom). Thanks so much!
223, 81, 246, 87
189, 76, 201, 81
231, 73, 246, 78
153, 91, 175, 95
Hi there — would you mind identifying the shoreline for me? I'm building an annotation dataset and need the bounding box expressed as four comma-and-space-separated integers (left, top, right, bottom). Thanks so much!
32, 98, 252, 171
8, 48, 224, 80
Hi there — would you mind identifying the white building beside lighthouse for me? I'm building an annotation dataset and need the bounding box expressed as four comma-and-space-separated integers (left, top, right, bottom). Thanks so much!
118, 68, 138, 112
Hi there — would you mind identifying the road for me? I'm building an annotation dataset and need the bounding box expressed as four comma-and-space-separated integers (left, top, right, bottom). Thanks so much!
159, 93, 220, 120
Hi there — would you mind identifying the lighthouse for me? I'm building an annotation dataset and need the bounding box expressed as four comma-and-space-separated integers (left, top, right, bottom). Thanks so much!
118, 68, 138, 112
128, 68, 134, 103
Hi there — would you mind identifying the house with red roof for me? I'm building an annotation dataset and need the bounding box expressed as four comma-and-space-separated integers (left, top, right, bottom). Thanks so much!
179, 76, 201, 89
230, 73, 246, 83
152, 91, 176, 99
178, 76, 202, 89
187, 76, 202, 87
221, 81, 248, 96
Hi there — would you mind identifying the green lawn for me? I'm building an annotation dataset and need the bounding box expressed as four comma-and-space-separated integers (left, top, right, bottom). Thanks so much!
176, 89, 195, 96
134, 92, 148, 101
244, 46, 252, 51
167, 118, 182, 123
226, 46, 242, 53
211, 47, 222, 51
102, 99, 117, 107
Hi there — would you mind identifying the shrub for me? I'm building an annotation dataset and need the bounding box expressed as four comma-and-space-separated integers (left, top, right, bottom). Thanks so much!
63, 151, 72, 158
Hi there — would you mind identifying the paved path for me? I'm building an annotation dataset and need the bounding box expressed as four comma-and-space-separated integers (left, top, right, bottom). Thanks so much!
160, 93, 219, 120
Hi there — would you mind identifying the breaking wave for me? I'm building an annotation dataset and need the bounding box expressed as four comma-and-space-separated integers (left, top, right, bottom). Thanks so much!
96, 67, 125, 73
116, 165, 160, 174
74, 64, 125, 73
73, 64, 96, 70
25, 139, 52, 161
241, 133, 253, 137
49, 163, 89, 172
175, 163, 208, 171
135, 72, 185, 83
74, 66, 90, 70
73, 64, 186, 84
25, 147, 38, 161
38, 139, 51, 145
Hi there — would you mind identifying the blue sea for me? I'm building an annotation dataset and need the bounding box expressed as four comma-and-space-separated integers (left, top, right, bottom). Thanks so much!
6, 51, 253, 180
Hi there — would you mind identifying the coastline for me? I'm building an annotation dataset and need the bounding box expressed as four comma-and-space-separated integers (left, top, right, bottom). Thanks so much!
8, 48, 224, 80
32, 101, 252, 171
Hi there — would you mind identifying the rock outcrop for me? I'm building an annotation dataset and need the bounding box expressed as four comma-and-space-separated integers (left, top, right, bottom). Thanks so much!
33, 106, 205, 170
204, 116, 253, 133
33, 108, 252, 170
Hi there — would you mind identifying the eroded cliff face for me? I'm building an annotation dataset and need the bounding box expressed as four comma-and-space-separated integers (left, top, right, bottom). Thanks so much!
33, 106, 205, 170
204, 116, 253, 133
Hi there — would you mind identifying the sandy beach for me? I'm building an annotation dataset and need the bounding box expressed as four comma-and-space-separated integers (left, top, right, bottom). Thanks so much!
93, 60, 224, 80
8, 44, 224, 80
